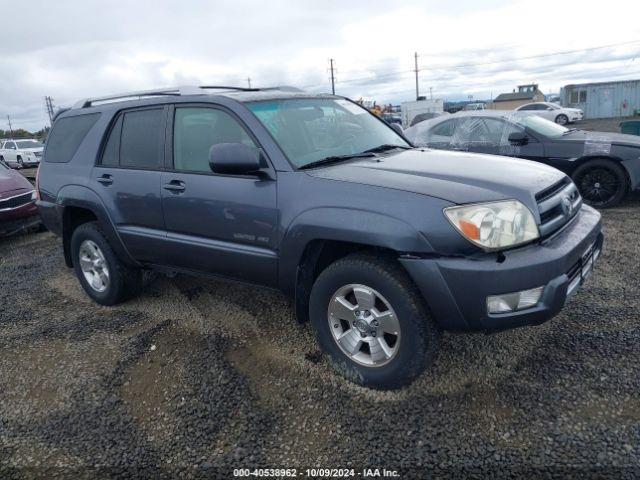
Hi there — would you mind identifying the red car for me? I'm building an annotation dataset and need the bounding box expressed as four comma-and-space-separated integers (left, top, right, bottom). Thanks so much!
0, 159, 40, 236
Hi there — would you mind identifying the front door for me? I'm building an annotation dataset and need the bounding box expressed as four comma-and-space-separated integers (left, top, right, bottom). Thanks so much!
91, 106, 167, 264
160, 105, 278, 287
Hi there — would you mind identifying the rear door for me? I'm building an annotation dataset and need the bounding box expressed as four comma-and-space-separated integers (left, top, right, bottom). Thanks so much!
160, 104, 278, 286
91, 106, 168, 264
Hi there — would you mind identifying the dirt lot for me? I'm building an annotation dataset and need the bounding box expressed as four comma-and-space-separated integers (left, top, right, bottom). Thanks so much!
1, 197, 640, 478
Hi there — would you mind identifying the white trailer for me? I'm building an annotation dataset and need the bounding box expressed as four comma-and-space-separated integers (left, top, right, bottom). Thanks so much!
400, 99, 444, 128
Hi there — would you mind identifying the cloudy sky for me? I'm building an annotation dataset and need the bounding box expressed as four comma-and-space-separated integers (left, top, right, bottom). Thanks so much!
2, 0, 640, 131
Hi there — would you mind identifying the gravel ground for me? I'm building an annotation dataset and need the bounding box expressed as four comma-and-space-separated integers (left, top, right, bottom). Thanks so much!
1, 198, 640, 479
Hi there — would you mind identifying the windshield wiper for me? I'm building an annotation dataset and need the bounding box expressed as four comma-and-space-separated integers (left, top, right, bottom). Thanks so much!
298, 152, 377, 170
562, 128, 580, 135
362, 144, 412, 153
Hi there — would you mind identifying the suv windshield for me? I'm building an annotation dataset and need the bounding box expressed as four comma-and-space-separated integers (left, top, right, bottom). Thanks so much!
517, 115, 569, 137
15, 140, 43, 149
247, 98, 409, 168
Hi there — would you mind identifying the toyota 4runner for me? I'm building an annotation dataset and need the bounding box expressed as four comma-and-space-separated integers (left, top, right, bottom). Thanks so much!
37, 86, 603, 389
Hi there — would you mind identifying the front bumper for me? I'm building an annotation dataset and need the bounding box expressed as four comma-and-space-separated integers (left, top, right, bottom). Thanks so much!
0, 213, 41, 237
401, 205, 603, 332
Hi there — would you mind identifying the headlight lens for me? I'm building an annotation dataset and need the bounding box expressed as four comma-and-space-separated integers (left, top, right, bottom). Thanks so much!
444, 200, 539, 250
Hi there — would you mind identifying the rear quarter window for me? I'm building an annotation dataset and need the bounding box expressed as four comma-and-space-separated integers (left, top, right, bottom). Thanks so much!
45, 113, 101, 163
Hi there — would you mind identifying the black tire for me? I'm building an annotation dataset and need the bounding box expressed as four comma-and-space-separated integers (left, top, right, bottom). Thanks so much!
572, 159, 628, 208
555, 114, 568, 125
309, 253, 440, 390
17, 156, 23, 169
70, 221, 142, 305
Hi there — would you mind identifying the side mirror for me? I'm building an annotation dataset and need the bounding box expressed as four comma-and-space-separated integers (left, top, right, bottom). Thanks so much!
209, 143, 261, 175
389, 123, 404, 136
508, 131, 528, 145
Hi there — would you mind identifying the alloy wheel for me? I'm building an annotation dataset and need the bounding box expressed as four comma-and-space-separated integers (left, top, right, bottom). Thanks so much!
576, 167, 619, 206
328, 284, 401, 367
78, 240, 110, 292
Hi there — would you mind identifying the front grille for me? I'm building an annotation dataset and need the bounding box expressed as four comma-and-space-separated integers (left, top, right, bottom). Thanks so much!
536, 177, 582, 237
566, 241, 598, 297
0, 191, 34, 210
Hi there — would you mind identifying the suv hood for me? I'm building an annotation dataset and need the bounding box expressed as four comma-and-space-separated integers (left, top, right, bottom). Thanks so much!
307, 148, 564, 208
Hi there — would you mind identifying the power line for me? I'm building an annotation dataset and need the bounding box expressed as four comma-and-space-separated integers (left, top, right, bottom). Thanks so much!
302, 39, 640, 90
420, 39, 640, 72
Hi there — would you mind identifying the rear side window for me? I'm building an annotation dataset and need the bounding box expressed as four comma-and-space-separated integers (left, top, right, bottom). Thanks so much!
99, 108, 164, 169
432, 119, 455, 137
44, 113, 100, 163
120, 109, 164, 169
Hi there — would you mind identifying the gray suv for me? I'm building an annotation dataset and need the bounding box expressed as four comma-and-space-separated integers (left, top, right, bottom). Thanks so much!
37, 86, 603, 389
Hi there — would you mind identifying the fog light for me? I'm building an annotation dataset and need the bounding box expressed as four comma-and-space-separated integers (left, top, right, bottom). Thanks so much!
487, 286, 544, 314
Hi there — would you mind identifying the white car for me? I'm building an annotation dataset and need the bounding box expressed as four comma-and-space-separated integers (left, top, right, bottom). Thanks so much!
0, 139, 43, 169
515, 102, 583, 125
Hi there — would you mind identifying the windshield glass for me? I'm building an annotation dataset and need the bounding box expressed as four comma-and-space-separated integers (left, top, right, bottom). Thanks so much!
517, 115, 569, 137
15, 140, 43, 149
247, 98, 409, 168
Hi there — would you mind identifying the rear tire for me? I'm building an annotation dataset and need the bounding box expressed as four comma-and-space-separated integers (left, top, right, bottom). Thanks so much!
572, 159, 628, 208
555, 114, 568, 125
309, 253, 440, 389
71, 222, 142, 305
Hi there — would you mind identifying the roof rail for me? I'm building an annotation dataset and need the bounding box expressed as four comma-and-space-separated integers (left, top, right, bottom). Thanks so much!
73, 85, 305, 108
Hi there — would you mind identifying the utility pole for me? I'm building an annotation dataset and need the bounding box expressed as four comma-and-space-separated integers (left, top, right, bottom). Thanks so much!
329, 58, 336, 95
246, 77, 252, 89
45, 96, 56, 126
7, 115, 13, 138
414, 52, 420, 100
430, 87, 433, 100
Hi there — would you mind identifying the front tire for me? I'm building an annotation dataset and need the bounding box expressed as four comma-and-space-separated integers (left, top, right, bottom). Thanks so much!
71, 222, 142, 305
309, 253, 439, 389
555, 114, 569, 125
572, 159, 628, 208
17, 156, 23, 168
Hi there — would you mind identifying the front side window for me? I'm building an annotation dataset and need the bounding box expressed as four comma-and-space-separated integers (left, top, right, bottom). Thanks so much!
6, 142, 17, 149
119, 109, 164, 169
247, 98, 408, 168
173, 107, 256, 173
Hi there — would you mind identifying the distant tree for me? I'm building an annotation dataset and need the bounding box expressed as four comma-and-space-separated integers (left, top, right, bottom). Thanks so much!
0, 128, 35, 139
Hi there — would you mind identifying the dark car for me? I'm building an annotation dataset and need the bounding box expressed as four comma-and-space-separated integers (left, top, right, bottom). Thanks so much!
404, 110, 640, 208
0, 159, 40, 236
37, 86, 602, 389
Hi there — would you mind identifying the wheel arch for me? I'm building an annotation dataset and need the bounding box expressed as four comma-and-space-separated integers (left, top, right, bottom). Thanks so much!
281, 208, 434, 324
571, 155, 632, 187
58, 185, 138, 268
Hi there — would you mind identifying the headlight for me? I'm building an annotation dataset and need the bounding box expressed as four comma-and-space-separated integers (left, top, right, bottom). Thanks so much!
444, 200, 539, 250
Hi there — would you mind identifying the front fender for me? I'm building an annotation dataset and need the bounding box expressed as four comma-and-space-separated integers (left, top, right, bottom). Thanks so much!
278, 207, 433, 295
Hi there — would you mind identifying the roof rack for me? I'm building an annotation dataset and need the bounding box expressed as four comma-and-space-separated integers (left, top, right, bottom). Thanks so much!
73, 85, 305, 108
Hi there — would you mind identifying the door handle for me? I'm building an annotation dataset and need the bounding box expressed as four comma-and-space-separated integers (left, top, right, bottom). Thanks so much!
97, 174, 113, 185
163, 180, 186, 193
